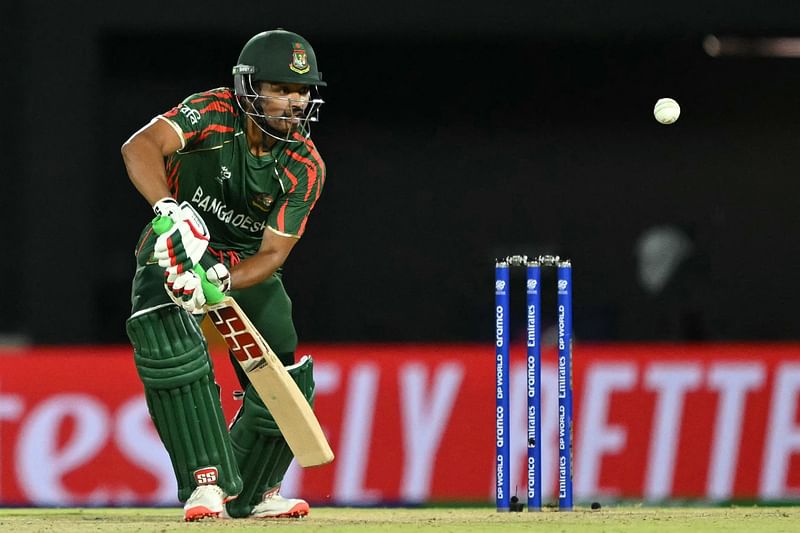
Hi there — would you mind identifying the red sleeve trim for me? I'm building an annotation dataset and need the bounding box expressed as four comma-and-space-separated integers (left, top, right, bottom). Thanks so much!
282, 166, 299, 193
291, 134, 326, 177
276, 200, 288, 232
198, 124, 235, 141
287, 150, 319, 201
298, 216, 309, 236
198, 101, 235, 114
198, 89, 234, 100
303, 137, 326, 190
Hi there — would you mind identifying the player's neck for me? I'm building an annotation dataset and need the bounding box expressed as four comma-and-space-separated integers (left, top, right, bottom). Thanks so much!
246, 118, 278, 156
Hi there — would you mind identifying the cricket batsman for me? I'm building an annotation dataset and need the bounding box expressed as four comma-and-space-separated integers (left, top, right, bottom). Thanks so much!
120, 29, 327, 521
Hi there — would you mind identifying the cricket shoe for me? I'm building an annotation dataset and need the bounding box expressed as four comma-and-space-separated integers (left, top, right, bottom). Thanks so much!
250, 487, 309, 518
183, 484, 230, 521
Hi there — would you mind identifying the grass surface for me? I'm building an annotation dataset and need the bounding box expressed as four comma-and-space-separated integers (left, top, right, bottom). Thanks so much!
1, 506, 799, 532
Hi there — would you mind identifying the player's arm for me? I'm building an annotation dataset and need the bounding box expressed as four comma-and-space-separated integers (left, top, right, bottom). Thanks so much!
123, 117, 210, 283
121, 118, 183, 206
230, 228, 298, 290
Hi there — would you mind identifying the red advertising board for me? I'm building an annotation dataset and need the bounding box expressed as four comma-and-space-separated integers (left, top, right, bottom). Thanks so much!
1, 343, 800, 506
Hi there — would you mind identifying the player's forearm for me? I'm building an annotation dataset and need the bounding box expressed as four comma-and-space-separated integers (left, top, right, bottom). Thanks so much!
121, 135, 172, 206
230, 250, 288, 289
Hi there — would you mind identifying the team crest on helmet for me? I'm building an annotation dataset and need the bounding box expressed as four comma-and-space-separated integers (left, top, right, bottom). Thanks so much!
251, 193, 274, 212
289, 42, 310, 74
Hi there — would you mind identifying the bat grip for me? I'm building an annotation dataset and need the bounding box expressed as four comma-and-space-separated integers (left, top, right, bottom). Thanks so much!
151, 215, 225, 305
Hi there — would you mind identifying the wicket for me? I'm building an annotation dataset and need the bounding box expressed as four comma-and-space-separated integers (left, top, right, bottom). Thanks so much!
495, 254, 574, 512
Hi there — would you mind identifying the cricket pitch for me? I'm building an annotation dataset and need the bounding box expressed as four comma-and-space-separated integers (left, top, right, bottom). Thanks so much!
1, 505, 799, 532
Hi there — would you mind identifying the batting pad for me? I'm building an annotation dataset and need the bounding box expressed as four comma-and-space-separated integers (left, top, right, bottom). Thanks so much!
126, 305, 243, 502
226, 355, 314, 517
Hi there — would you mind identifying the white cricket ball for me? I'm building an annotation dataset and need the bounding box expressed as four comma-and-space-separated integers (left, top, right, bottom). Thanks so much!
654, 98, 680, 124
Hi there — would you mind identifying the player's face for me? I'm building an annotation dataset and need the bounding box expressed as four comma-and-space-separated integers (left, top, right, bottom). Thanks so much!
257, 82, 311, 133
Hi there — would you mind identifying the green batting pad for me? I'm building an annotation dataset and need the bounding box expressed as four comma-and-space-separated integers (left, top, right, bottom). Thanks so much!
127, 305, 243, 502
226, 356, 314, 517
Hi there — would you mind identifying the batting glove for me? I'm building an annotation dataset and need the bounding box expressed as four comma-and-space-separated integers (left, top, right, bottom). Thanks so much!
205, 263, 232, 294
153, 197, 181, 220
153, 199, 210, 275
165, 270, 207, 314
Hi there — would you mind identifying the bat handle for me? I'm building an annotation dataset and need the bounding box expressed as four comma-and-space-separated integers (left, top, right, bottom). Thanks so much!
151, 215, 226, 305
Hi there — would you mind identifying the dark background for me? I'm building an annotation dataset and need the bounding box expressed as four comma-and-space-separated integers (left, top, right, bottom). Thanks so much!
2, 1, 799, 345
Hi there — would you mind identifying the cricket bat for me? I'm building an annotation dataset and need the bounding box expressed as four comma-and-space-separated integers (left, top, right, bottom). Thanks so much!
206, 296, 334, 467
152, 216, 334, 467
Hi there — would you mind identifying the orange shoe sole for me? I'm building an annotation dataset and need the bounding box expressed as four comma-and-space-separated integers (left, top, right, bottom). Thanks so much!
184, 506, 221, 522
253, 502, 310, 519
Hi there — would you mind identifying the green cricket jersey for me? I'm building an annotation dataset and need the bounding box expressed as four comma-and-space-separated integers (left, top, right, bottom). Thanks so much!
158, 88, 325, 257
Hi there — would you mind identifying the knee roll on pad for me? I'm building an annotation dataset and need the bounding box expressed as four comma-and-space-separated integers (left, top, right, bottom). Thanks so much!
126, 305, 243, 501
226, 356, 315, 518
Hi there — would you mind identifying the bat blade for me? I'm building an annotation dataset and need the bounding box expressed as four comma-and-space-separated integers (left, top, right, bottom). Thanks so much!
207, 297, 334, 467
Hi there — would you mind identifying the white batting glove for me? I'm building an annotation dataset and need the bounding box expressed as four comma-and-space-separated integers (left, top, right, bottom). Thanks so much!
153, 197, 181, 220
165, 270, 207, 314
153, 199, 210, 275
206, 263, 232, 294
